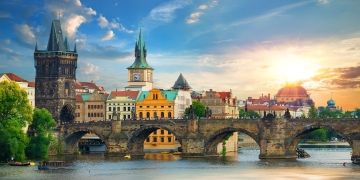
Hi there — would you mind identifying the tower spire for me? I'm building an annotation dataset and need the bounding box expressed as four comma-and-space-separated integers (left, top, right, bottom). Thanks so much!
74, 43, 77, 52
35, 41, 38, 51
128, 28, 152, 69
47, 19, 66, 51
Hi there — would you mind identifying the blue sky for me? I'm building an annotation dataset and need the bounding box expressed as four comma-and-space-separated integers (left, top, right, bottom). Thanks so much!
1, 0, 360, 109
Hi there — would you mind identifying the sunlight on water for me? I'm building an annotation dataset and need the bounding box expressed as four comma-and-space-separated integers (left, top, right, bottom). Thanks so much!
1, 148, 360, 180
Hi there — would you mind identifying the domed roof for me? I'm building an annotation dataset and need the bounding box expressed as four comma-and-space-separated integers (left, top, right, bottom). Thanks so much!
276, 85, 309, 97
327, 99, 336, 107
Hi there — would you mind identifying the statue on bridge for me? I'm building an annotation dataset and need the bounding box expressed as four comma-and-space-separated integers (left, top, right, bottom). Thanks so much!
284, 108, 291, 119
205, 106, 212, 118
188, 105, 196, 119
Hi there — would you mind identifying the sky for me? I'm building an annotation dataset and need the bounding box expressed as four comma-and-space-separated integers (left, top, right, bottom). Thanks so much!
0, 0, 359, 110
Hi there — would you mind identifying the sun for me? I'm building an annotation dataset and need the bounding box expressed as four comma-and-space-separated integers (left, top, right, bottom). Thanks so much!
274, 55, 319, 83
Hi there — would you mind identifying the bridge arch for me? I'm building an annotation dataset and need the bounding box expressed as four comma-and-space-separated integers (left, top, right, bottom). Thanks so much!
204, 127, 260, 156
287, 124, 353, 159
63, 129, 108, 154
127, 125, 182, 156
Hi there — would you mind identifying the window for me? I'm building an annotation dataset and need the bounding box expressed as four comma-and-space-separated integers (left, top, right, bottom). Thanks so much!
113, 107, 116, 111
161, 112, 164, 118
128, 107, 130, 111
153, 137, 157, 142
161, 106, 164, 108
160, 130, 164, 135
128, 115, 131, 119
117, 107, 120, 111
168, 137, 172, 142
139, 112, 143, 118
153, 130, 157, 135
168, 131, 172, 135
123, 115, 126, 119
146, 112, 150, 118
168, 112, 172, 118
161, 137, 164, 142
123, 107, 126, 111
109, 107, 111, 111
109, 115, 111, 119
154, 112, 157, 118
146, 138, 150, 142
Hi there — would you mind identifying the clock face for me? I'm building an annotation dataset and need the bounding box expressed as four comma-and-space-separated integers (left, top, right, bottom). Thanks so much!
134, 73, 140, 81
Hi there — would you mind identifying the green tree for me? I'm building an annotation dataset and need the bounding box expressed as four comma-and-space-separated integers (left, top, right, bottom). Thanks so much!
26, 108, 56, 160
319, 108, 343, 118
0, 81, 32, 162
308, 105, 318, 118
184, 101, 206, 118
239, 109, 260, 119
355, 109, 360, 118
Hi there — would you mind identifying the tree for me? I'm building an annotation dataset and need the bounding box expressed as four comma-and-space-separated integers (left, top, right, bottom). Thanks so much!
239, 109, 260, 119
355, 109, 360, 118
26, 108, 56, 160
308, 105, 318, 118
184, 101, 206, 118
0, 81, 32, 162
319, 108, 343, 118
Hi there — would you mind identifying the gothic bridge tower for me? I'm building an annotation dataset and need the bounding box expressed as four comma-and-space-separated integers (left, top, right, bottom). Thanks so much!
34, 19, 77, 124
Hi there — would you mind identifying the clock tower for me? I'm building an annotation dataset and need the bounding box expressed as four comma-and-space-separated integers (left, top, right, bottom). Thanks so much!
126, 29, 153, 91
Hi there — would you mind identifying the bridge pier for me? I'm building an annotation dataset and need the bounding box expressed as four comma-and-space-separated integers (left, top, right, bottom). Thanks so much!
351, 140, 360, 164
181, 137, 205, 157
259, 119, 297, 159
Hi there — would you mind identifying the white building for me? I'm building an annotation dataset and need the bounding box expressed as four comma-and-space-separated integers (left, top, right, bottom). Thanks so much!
106, 90, 139, 120
172, 73, 192, 118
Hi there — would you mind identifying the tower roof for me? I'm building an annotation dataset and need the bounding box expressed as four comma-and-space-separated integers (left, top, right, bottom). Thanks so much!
128, 29, 153, 69
172, 73, 191, 90
46, 19, 67, 52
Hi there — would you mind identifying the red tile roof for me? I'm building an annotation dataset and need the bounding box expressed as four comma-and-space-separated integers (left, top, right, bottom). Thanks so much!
247, 105, 287, 111
217, 92, 231, 99
110, 90, 139, 99
28, 81, 35, 87
75, 94, 83, 102
2, 73, 28, 82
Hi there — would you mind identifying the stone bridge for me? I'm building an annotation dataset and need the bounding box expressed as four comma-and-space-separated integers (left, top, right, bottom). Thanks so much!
58, 118, 360, 163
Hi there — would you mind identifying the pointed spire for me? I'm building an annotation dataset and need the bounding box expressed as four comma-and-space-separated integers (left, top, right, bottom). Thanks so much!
35, 41, 38, 51
74, 43, 77, 52
172, 73, 191, 90
47, 19, 66, 51
64, 37, 69, 51
128, 28, 152, 69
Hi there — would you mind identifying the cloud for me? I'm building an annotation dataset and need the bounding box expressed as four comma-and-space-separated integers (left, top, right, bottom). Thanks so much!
14, 24, 36, 45
98, 14, 109, 28
309, 66, 360, 89
186, 12, 203, 24
148, 0, 191, 22
98, 14, 133, 34
0, 11, 11, 18
318, 0, 329, 5
185, 0, 219, 24
44, 0, 97, 39
63, 14, 86, 38
78, 62, 100, 81
101, 30, 115, 41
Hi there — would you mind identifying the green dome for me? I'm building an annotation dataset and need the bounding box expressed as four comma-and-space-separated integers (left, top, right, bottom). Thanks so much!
327, 99, 335, 107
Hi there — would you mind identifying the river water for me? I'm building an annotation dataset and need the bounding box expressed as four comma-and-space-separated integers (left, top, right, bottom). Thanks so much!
1, 148, 359, 180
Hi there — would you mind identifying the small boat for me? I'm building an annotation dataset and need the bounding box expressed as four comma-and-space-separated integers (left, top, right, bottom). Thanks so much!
8, 161, 30, 166
124, 155, 131, 159
38, 161, 66, 170
172, 152, 181, 155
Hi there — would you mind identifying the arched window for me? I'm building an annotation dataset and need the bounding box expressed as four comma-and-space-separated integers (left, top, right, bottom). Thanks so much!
161, 112, 164, 118
139, 112, 143, 119
168, 112, 172, 118
146, 112, 150, 119
154, 112, 157, 119
64, 82, 70, 96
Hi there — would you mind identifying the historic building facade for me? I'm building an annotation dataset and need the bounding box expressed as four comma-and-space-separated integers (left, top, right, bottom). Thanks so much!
126, 30, 153, 91
199, 89, 239, 118
106, 90, 139, 120
275, 83, 313, 106
34, 19, 77, 123
136, 89, 179, 151
75, 92, 107, 122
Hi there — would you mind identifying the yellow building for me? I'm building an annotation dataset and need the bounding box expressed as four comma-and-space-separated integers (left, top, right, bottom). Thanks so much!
136, 89, 179, 152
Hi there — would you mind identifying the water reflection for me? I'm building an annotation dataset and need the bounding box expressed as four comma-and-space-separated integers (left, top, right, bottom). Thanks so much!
1, 148, 360, 180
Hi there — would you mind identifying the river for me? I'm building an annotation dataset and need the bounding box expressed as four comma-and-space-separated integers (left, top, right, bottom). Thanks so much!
1, 148, 359, 180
